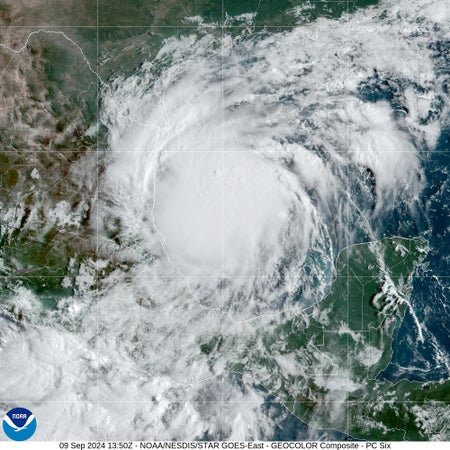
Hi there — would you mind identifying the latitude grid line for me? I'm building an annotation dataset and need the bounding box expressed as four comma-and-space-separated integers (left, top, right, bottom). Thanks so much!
3, 0, 432, 28
0, 23, 442, 31
4, 150, 450, 153
0, 4, 446, 442
0, 0, 448, 28
1, 400, 449, 404
1, 23, 432, 28
3, 275, 447, 279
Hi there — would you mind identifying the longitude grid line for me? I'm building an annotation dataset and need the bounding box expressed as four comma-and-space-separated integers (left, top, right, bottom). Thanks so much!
96, 0, 99, 440
8, 13, 450, 444
4, 6, 432, 440
220, 0, 225, 439
345, 0, 350, 436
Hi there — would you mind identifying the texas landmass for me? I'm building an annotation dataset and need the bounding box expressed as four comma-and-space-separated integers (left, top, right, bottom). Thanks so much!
0, 0, 449, 442
203, 237, 449, 441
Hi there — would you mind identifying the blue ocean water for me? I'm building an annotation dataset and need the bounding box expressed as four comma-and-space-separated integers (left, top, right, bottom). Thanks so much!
379, 36, 450, 382
381, 127, 450, 382
266, 37, 450, 439
354, 35, 450, 383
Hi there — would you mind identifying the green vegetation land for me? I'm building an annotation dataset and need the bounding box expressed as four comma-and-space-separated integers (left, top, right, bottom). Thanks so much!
202, 237, 449, 440
0, 0, 382, 300
1, 0, 448, 440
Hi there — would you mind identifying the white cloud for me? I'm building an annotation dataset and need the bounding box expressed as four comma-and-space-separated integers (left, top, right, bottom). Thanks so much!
1, 0, 449, 440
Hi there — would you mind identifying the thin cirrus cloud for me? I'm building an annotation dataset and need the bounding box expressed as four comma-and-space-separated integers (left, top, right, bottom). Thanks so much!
0, 0, 448, 441
99, 0, 445, 315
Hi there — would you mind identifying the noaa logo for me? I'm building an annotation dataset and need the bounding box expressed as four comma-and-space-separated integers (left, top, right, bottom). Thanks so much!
2, 407, 37, 441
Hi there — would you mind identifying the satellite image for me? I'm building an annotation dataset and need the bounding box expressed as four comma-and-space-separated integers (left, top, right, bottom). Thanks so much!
0, 0, 449, 442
